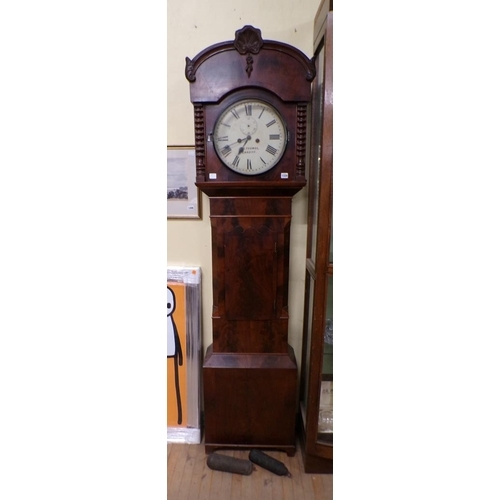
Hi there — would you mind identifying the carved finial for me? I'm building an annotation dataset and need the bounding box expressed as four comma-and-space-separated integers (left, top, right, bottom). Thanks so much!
306, 55, 316, 81
234, 25, 263, 55
185, 56, 196, 82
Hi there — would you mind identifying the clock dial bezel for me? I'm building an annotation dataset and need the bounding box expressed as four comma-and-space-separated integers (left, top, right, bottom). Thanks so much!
213, 98, 288, 176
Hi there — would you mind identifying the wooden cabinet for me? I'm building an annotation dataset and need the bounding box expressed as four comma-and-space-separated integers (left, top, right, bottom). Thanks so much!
299, 0, 333, 474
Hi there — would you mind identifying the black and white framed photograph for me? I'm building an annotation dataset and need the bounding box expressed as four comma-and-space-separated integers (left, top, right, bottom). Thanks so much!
167, 146, 200, 219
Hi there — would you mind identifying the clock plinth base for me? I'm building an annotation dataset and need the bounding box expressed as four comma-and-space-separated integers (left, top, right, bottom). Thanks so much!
203, 344, 298, 456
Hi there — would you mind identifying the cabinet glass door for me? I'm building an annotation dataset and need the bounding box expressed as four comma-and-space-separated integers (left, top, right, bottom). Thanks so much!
300, 274, 315, 428
308, 43, 325, 264
318, 275, 333, 445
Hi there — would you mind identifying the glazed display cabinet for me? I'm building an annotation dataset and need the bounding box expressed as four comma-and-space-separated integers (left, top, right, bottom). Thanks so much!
299, 0, 333, 474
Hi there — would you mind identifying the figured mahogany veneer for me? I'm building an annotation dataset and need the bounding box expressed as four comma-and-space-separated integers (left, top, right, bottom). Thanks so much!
210, 197, 291, 354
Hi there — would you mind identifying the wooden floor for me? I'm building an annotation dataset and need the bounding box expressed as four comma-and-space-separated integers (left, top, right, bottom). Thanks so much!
167, 440, 332, 500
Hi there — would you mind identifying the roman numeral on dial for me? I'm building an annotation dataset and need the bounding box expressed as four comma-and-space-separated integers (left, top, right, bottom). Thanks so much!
247, 159, 252, 170
269, 134, 280, 140
221, 145, 232, 157
266, 119, 276, 128
231, 109, 240, 119
266, 145, 278, 156
232, 155, 240, 167
245, 104, 252, 116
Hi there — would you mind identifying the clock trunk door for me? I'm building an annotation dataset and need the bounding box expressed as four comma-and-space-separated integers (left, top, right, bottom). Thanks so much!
224, 223, 277, 321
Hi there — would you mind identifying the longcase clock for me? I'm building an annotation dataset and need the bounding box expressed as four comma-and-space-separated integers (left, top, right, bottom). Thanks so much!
185, 25, 315, 456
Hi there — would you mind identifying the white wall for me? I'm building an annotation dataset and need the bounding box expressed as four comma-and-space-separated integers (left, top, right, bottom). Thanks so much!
167, 0, 321, 365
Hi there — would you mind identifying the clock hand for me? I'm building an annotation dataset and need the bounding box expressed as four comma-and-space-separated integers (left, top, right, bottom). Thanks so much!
238, 135, 251, 154
227, 136, 249, 148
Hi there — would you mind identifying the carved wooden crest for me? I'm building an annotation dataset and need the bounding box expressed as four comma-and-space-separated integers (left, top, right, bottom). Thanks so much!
234, 25, 263, 55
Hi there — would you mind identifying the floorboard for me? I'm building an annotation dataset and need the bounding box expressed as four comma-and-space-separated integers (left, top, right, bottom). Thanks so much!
167, 439, 333, 500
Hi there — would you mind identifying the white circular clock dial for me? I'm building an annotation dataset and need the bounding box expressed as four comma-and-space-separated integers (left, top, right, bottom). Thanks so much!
213, 99, 287, 175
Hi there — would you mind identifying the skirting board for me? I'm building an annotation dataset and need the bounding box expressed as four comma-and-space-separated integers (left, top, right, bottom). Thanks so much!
167, 427, 201, 445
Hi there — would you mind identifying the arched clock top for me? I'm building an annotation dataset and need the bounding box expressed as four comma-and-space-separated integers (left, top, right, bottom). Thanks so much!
185, 25, 316, 103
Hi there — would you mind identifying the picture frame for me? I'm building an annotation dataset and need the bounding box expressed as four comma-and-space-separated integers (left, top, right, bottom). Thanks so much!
167, 146, 201, 219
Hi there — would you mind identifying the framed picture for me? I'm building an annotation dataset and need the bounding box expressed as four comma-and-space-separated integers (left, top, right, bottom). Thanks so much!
167, 146, 201, 219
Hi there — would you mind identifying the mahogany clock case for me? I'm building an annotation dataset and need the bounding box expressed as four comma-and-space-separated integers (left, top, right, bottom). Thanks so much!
185, 26, 315, 456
